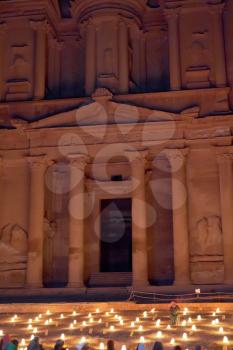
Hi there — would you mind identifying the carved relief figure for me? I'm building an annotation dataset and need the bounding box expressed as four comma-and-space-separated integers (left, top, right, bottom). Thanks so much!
0, 224, 28, 287
8, 46, 29, 82
190, 215, 223, 256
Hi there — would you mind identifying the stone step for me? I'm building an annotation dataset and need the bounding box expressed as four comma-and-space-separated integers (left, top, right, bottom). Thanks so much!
88, 272, 132, 287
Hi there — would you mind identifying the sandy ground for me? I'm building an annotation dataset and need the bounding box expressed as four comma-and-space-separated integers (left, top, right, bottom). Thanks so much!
0, 303, 232, 350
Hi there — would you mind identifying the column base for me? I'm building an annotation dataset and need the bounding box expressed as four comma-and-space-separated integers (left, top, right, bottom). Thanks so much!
132, 280, 150, 289
67, 282, 85, 289
173, 281, 192, 287
26, 283, 43, 289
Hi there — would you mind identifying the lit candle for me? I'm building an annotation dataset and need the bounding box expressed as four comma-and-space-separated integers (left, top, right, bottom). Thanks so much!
61, 334, 65, 341
136, 317, 140, 323
72, 311, 77, 316
188, 317, 192, 324
73, 320, 77, 325
60, 314, 64, 319
121, 345, 127, 350
99, 342, 105, 350
166, 325, 171, 330
33, 328, 38, 334
110, 326, 115, 332
181, 320, 187, 327
110, 308, 114, 313
156, 331, 162, 338
82, 321, 87, 327
223, 336, 229, 344
155, 319, 161, 327
69, 323, 74, 329
130, 322, 135, 328
28, 325, 32, 330
20, 339, 25, 346
105, 312, 109, 317
98, 319, 102, 324
0, 330, 3, 337
151, 308, 155, 313
120, 320, 124, 326
191, 325, 197, 331
139, 336, 145, 343
30, 335, 34, 341
143, 311, 147, 318
80, 337, 86, 343
219, 327, 224, 333
96, 308, 100, 314
170, 338, 175, 345
138, 325, 143, 332
46, 310, 50, 316
197, 315, 202, 321
182, 333, 188, 341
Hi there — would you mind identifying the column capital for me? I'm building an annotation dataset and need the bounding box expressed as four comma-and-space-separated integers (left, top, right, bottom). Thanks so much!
161, 148, 189, 164
0, 22, 7, 34
209, 3, 225, 16
68, 153, 89, 170
30, 19, 47, 32
125, 149, 148, 165
216, 152, 233, 164
164, 8, 180, 21
27, 155, 53, 170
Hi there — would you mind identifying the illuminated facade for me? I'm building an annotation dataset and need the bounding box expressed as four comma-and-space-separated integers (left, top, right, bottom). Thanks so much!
0, 0, 233, 293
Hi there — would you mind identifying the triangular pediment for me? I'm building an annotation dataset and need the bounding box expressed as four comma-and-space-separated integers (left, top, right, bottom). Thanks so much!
11, 100, 191, 131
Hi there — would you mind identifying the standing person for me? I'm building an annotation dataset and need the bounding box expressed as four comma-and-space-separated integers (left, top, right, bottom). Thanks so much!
6, 340, 18, 350
169, 300, 180, 326
53, 340, 66, 350
27, 337, 44, 350
152, 342, 164, 350
107, 340, 115, 350
0, 335, 10, 350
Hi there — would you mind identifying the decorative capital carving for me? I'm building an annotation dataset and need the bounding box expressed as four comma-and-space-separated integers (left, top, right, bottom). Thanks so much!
0, 22, 7, 34
164, 8, 180, 22
215, 147, 233, 164
161, 148, 189, 167
125, 149, 148, 165
27, 155, 53, 170
30, 19, 48, 32
68, 153, 89, 170
209, 3, 225, 16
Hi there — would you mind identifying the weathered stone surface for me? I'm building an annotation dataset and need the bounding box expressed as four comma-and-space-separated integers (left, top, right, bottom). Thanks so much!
191, 261, 224, 285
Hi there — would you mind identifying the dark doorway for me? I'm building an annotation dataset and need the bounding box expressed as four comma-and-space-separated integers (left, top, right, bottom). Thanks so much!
100, 198, 132, 272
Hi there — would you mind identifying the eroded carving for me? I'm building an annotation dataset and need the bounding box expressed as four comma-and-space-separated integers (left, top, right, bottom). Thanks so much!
0, 224, 28, 287
190, 215, 223, 256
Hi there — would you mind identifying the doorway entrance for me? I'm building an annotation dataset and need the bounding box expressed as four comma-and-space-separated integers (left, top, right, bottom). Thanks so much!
100, 198, 132, 272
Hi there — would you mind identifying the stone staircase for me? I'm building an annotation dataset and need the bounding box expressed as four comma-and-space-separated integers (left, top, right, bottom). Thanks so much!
87, 272, 132, 287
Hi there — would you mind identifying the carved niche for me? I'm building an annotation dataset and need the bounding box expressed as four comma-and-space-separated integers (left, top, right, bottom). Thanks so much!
0, 224, 28, 287
5, 45, 32, 101
185, 31, 211, 88
190, 215, 224, 284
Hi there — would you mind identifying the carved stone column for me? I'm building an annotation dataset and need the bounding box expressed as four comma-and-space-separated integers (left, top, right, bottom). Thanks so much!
30, 20, 47, 100
125, 149, 149, 287
26, 156, 50, 288
210, 4, 227, 87
165, 9, 181, 91
68, 154, 89, 288
118, 20, 129, 94
163, 149, 190, 284
0, 22, 7, 101
85, 19, 96, 96
216, 151, 233, 283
